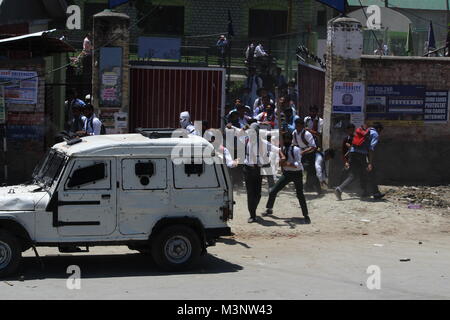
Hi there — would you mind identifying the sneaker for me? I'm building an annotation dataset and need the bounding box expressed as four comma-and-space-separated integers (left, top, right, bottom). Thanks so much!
248, 217, 257, 223
334, 187, 342, 201
304, 216, 311, 224
262, 208, 273, 217
373, 192, 385, 199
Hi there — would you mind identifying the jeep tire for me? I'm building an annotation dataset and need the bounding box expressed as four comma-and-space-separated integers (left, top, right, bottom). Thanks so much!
151, 225, 201, 271
0, 230, 22, 278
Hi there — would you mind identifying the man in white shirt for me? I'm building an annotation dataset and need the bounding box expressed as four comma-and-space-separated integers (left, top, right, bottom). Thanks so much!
83, 104, 103, 136
253, 89, 274, 116
304, 106, 324, 147
292, 118, 321, 194
179, 111, 199, 136
239, 123, 267, 223
263, 132, 310, 223
254, 43, 268, 57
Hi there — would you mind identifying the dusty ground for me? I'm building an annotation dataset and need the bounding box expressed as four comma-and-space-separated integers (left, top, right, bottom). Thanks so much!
1, 183, 450, 300
230, 183, 450, 241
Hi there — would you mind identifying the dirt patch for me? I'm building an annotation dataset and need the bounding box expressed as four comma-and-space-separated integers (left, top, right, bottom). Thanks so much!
382, 185, 450, 209
228, 184, 450, 241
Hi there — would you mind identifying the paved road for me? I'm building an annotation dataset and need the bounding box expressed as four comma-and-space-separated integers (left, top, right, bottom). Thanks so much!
1, 234, 449, 300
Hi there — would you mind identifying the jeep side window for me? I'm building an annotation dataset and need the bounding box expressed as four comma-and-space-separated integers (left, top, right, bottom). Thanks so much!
173, 161, 220, 189
65, 161, 110, 189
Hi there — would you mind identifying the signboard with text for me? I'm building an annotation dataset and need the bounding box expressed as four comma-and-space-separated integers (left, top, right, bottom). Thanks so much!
424, 91, 448, 123
0, 70, 38, 105
332, 82, 365, 113
99, 47, 122, 108
366, 85, 426, 124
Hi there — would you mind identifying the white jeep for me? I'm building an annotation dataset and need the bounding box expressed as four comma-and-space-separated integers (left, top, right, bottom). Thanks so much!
0, 130, 233, 276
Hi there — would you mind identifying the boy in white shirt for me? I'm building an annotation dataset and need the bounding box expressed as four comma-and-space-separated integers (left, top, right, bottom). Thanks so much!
263, 132, 310, 224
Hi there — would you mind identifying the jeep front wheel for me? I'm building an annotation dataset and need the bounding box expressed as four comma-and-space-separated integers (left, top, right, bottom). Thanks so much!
0, 230, 22, 278
151, 225, 201, 271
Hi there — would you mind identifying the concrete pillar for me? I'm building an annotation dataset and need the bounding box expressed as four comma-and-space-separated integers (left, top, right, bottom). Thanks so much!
323, 17, 364, 187
92, 9, 130, 133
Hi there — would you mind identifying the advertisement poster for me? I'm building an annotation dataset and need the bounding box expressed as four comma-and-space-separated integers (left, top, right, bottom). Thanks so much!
0, 70, 38, 105
99, 108, 120, 134
424, 91, 448, 123
350, 113, 365, 128
114, 112, 128, 129
99, 47, 122, 108
332, 82, 365, 113
366, 85, 425, 125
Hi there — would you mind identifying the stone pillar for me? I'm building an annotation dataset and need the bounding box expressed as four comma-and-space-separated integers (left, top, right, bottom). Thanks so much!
92, 9, 130, 133
323, 17, 364, 187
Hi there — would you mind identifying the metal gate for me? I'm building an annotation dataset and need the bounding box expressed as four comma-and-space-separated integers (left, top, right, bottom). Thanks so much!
297, 61, 325, 117
129, 65, 226, 132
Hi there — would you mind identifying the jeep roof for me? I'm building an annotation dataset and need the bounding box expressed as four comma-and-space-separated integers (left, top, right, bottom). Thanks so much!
53, 133, 213, 157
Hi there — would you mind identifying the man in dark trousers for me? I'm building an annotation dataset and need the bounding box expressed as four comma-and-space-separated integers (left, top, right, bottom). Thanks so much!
240, 122, 264, 223
292, 118, 321, 195
335, 122, 385, 200
263, 132, 310, 224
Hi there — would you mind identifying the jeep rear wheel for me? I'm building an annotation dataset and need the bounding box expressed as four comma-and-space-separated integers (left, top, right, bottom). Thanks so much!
151, 225, 201, 271
0, 230, 22, 278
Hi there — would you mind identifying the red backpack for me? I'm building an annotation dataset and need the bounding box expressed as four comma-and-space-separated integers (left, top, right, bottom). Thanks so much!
352, 127, 371, 147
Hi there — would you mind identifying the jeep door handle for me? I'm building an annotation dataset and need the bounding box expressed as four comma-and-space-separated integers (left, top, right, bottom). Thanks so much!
101, 194, 111, 199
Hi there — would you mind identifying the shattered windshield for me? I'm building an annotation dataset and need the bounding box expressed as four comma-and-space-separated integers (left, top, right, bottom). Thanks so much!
32, 150, 67, 188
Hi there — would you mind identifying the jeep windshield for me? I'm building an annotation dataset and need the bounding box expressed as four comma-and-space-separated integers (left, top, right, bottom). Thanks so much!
32, 150, 67, 188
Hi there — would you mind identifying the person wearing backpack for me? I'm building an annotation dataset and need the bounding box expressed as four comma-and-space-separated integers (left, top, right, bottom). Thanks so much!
334, 122, 385, 200
83, 103, 104, 136
263, 131, 310, 224
292, 118, 321, 195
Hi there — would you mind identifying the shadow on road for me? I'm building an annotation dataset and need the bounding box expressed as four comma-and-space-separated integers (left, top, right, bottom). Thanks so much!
4, 252, 243, 281
217, 237, 251, 249
259, 214, 311, 229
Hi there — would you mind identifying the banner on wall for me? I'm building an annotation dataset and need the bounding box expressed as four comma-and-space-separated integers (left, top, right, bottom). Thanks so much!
0, 70, 38, 105
332, 81, 365, 113
366, 85, 426, 124
99, 47, 122, 108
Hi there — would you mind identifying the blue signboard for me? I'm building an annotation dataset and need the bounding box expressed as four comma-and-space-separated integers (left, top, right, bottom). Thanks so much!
138, 37, 181, 60
316, 0, 346, 13
366, 85, 426, 122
